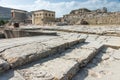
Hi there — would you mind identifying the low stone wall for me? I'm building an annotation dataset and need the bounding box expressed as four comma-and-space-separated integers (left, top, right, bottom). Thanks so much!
64, 12, 120, 25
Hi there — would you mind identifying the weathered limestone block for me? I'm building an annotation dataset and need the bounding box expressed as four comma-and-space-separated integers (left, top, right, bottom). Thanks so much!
112, 49, 120, 60
104, 37, 120, 48
0, 36, 57, 53
73, 47, 120, 80
17, 42, 101, 80
0, 58, 9, 73
85, 35, 99, 42
18, 58, 79, 80
80, 42, 103, 50
41, 37, 85, 54
1, 37, 84, 68
61, 47, 97, 67
1, 43, 49, 68
61, 42, 101, 67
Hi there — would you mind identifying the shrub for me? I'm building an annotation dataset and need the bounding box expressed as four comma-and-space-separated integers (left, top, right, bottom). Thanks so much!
0, 20, 9, 26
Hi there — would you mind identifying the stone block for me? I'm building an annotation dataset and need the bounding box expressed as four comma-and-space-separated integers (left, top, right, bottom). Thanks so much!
1, 37, 84, 68
16, 41, 101, 80
18, 58, 79, 80
112, 49, 120, 60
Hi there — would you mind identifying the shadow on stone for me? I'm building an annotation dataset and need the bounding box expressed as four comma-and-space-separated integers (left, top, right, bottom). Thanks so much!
0, 70, 14, 80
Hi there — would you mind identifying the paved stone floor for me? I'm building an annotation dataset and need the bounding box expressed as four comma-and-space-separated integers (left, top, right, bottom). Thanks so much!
0, 25, 120, 80
73, 47, 120, 80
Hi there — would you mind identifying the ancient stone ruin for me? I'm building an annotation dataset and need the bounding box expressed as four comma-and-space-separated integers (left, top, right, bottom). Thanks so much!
0, 25, 120, 80
63, 7, 120, 25
0, 4, 120, 80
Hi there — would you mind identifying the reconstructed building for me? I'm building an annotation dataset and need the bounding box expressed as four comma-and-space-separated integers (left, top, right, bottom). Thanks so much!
63, 7, 120, 25
11, 9, 27, 23
32, 10, 55, 25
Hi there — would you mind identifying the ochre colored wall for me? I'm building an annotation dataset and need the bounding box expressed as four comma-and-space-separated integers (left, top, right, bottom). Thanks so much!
32, 10, 55, 25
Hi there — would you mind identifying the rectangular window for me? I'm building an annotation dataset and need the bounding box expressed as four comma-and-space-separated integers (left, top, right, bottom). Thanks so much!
45, 13, 47, 16
52, 14, 54, 17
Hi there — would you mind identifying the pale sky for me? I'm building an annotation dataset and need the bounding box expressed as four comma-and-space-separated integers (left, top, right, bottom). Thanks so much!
0, 0, 120, 17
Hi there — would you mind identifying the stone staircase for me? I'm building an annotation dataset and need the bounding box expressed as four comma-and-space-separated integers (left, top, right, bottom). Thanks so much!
15, 42, 102, 80
0, 27, 120, 80
0, 37, 101, 80
0, 34, 84, 72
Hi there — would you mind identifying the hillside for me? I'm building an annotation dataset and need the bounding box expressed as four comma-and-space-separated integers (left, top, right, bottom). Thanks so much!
0, 6, 12, 20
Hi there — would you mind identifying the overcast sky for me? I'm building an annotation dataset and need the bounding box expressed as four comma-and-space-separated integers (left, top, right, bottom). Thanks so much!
0, 0, 120, 17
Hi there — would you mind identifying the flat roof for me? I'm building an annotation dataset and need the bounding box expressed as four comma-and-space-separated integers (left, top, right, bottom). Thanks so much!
11, 9, 27, 12
32, 9, 55, 13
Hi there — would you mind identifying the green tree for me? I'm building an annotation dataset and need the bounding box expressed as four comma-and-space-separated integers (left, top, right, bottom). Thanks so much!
0, 20, 8, 26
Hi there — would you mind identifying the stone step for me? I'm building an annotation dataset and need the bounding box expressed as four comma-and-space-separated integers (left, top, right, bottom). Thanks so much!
73, 47, 120, 80
15, 42, 102, 80
0, 36, 85, 72
0, 34, 118, 80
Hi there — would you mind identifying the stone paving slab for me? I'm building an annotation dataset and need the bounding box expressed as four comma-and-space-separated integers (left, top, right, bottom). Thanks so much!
18, 58, 79, 80
16, 42, 101, 80
80, 34, 120, 49
0, 36, 57, 52
0, 32, 82, 52
73, 47, 120, 80
61, 47, 98, 67
0, 34, 85, 71
1, 42, 49, 68
104, 37, 120, 48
